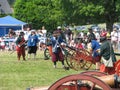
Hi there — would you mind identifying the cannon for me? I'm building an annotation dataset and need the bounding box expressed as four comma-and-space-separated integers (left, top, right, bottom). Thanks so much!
44, 45, 95, 70
64, 47, 95, 70
28, 70, 120, 90
44, 44, 120, 72
48, 71, 120, 90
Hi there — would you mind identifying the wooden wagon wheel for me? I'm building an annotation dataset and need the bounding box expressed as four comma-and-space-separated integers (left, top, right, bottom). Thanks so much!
64, 48, 76, 69
65, 48, 94, 71
80, 71, 107, 77
75, 49, 94, 70
48, 74, 111, 90
65, 53, 74, 69
44, 47, 51, 59
65, 51, 85, 71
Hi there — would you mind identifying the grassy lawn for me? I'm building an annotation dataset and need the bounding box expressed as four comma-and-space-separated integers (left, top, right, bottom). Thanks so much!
0, 50, 82, 90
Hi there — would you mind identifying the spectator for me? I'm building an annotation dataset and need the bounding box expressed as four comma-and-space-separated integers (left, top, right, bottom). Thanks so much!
111, 28, 118, 50
24, 27, 31, 41
42, 26, 47, 38
69, 40, 76, 48
0, 37, 5, 51
87, 28, 96, 40
75, 38, 84, 49
64, 27, 73, 44
57, 26, 66, 42
8, 28, 16, 38
93, 30, 100, 42
100, 28, 107, 37
118, 29, 120, 52
72, 28, 78, 40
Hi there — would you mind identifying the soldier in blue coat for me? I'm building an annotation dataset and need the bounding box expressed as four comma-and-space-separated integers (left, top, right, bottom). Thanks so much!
50, 30, 66, 68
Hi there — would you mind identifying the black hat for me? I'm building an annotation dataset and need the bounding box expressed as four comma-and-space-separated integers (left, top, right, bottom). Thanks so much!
20, 32, 24, 36
100, 37, 107, 42
88, 28, 92, 31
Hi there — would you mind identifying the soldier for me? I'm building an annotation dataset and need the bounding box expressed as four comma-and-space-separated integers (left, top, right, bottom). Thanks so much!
99, 37, 116, 74
15, 32, 26, 61
50, 30, 66, 68
27, 30, 39, 60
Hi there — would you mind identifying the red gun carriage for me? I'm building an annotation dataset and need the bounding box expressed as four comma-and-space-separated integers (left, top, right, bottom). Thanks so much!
43, 45, 120, 90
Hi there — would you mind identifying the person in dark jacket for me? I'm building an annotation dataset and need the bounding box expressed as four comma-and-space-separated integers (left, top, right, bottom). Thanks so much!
15, 32, 26, 61
99, 37, 116, 74
87, 28, 96, 40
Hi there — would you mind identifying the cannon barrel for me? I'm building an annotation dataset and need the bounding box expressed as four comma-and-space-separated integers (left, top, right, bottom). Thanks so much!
98, 74, 120, 88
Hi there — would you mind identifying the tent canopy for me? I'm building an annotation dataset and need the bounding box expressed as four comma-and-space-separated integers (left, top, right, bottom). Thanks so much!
0, 15, 27, 36
0, 15, 26, 26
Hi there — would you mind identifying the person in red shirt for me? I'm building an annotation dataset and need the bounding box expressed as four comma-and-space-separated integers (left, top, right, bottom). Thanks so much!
100, 28, 107, 37
75, 38, 84, 49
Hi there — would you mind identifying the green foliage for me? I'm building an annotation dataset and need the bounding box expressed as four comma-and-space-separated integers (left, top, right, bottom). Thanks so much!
13, 0, 120, 32
13, 0, 64, 31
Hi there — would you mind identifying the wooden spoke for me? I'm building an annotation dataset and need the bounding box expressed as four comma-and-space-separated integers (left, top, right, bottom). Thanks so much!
48, 74, 111, 90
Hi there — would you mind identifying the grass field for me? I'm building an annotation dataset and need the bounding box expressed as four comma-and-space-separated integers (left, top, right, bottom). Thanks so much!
0, 50, 82, 90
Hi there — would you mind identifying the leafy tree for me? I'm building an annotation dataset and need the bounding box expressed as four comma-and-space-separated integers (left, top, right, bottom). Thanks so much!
13, 0, 65, 31
13, 0, 120, 32
80, 0, 120, 32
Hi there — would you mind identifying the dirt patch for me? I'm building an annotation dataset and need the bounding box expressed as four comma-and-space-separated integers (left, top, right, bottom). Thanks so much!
27, 86, 49, 90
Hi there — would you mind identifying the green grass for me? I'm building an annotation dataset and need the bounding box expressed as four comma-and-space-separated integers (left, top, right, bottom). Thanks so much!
0, 50, 81, 90
1, 50, 119, 90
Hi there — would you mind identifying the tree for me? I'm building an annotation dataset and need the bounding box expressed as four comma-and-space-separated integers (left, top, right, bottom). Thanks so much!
13, 0, 65, 31
77, 0, 120, 32
13, 0, 120, 32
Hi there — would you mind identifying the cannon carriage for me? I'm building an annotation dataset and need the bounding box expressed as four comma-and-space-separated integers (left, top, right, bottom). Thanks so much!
43, 41, 120, 90
48, 70, 120, 90
64, 46, 96, 70
48, 50, 120, 90
44, 45, 98, 70
44, 44, 120, 72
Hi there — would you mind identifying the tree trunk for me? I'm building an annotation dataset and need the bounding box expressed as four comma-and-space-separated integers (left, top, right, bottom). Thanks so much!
104, 0, 116, 33
106, 19, 114, 33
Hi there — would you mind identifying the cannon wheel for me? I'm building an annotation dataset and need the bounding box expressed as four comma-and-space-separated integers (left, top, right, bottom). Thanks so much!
48, 74, 111, 90
65, 48, 94, 71
65, 51, 86, 71
44, 48, 50, 60
65, 53, 74, 69
77, 49, 95, 70
80, 71, 107, 76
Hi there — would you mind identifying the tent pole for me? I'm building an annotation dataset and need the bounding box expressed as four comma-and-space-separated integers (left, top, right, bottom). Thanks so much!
22, 25, 24, 31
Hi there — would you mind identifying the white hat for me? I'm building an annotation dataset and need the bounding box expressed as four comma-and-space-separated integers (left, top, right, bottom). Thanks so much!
57, 26, 61, 29
94, 29, 97, 32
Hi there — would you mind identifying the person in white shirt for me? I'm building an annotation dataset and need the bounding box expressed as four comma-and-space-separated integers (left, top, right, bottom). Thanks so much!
111, 28, 118, 50
24, 28, 31, 41
117, 29, 120, 52
42, 26, 47, 38
93, 30, 100, 42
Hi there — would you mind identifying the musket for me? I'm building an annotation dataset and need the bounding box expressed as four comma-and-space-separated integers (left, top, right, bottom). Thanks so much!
10, 41, 27, 54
